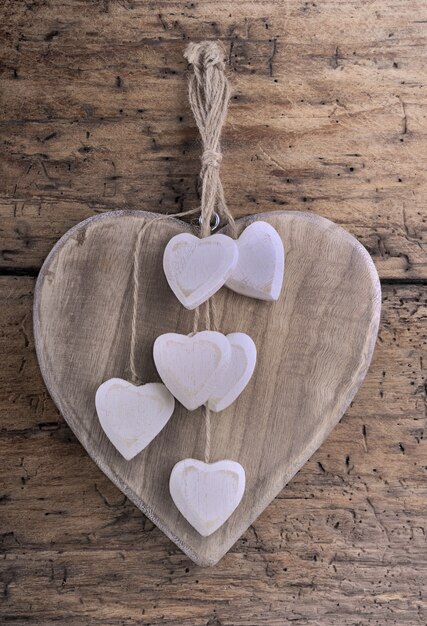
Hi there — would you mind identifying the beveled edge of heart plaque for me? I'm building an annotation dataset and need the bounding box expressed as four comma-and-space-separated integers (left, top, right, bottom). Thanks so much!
33, 210, 381, 566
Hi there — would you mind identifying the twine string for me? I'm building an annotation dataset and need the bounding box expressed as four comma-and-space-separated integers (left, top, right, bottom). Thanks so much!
185, 41, 235, 462
128, 205, 220, 386
129, 208, 200, 385
130, 41, 234, 463
204, 404, 211, 463
184, 41, 236, 239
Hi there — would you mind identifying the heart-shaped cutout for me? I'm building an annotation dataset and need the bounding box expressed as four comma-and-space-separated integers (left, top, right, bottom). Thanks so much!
95, 379, 175, 460
163, 232, 238, 309
226, 221, 285, 300
153, 331, 231, 411
169, 459, 246, 537
34, 211, 380, 565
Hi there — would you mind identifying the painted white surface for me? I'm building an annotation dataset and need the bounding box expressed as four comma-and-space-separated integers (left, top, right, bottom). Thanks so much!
95, 378, 175, 461
153, 331, 231, 411
226, 221, 285, 301
169, 458, 246, 537
208, 333, 257, 412
163, 232, 238, 309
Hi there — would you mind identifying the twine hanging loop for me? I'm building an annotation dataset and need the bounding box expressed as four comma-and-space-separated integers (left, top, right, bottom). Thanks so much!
184, 41, 236, 238
130, 42, 234, 463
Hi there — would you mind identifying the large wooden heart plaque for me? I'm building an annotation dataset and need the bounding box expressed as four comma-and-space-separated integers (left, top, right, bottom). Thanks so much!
34, 211, 381, 566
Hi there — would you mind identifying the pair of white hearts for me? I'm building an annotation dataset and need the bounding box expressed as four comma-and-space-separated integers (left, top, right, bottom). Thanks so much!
96, 376, 247, 536
96, 380, 245, 535
96, 331, 256, 460
163, 221, 285, 309
96, 378, 246, 535
153, 330, 256, 412
96, 376, 246, 535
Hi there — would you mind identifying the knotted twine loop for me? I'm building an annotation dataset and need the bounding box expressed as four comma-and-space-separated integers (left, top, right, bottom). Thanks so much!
185, 41, 238, 462
184, 41, 236, 239
130, 42, 236, 462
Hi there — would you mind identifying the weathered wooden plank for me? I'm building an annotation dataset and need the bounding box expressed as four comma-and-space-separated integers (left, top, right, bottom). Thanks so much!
0, 277, 425, 623
0, 0, 426, 621
0, 0, 426, 277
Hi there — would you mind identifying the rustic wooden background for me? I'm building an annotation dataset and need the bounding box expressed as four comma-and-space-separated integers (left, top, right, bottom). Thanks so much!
0, 1, 426, 624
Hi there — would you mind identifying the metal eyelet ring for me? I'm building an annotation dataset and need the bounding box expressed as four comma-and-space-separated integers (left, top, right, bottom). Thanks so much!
198, 212, 221, 232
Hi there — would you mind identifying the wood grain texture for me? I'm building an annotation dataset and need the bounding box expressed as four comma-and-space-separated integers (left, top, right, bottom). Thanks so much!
33, 210, 380, 566
0, 0, 426, 621
0, 1, 426, 279
0, 277, 426, 624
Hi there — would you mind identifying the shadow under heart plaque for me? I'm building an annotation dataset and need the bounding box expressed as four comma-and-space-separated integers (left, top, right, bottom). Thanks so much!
33, 41, 381, 566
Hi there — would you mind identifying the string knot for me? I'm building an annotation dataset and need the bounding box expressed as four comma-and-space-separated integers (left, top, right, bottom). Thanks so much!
184, 41, 225, 71
202, 149, 222, 169
184, 40, 236, 238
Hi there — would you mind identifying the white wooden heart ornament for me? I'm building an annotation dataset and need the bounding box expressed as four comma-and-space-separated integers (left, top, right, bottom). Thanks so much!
95, 379, 175, 461
163, 232, 238, 309
153, 331, 231, 411
226, 221, 285, 300
207, 333, 257, 412
169, 459, 246, 537
34, 210, 381, 565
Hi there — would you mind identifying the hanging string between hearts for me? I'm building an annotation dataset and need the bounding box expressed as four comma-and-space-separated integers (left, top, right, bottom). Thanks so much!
130, 40, 234, 464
